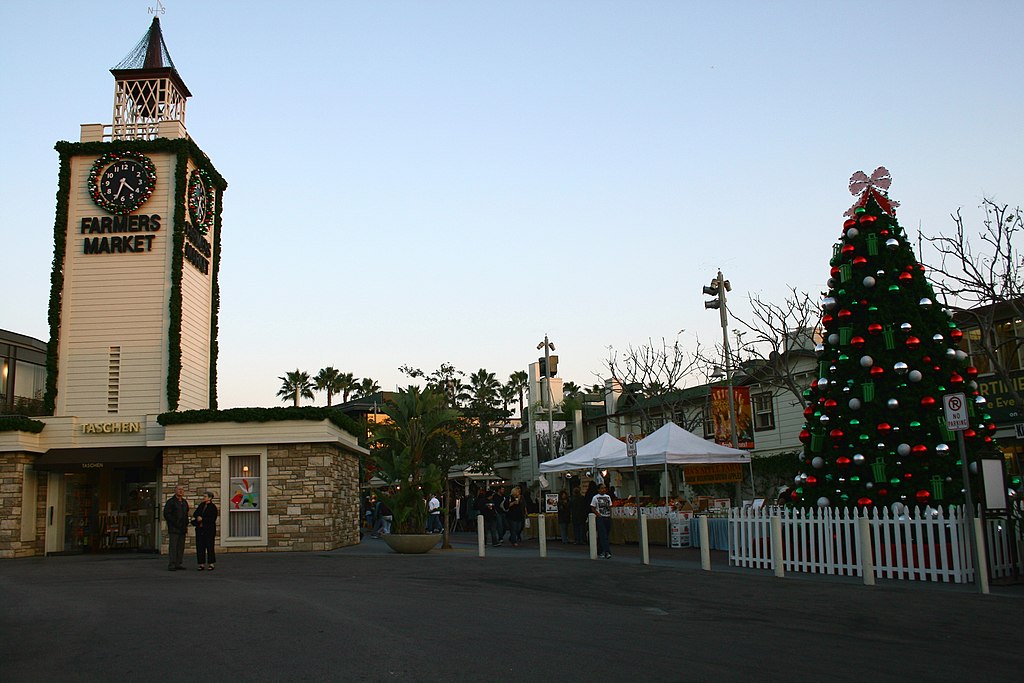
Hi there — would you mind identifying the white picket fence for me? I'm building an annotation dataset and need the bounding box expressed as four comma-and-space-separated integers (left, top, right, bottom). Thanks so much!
728, 505, 1022, 583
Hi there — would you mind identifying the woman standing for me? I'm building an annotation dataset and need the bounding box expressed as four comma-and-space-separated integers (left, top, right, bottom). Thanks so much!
557, 490, 571, 543
506, 486, 526, 547
193, 491, 218, 570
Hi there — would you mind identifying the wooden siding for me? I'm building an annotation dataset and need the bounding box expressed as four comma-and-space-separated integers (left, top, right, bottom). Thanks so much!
57, 152, 176, 417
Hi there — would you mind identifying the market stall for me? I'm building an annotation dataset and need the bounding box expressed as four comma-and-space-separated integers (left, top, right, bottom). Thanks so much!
538, 433, 627, 475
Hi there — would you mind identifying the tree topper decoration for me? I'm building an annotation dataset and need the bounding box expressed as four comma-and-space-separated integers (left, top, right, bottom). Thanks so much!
845, 166, 899, 217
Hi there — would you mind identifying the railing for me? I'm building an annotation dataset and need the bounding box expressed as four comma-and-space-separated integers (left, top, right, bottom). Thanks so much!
729, 505, 1021, 584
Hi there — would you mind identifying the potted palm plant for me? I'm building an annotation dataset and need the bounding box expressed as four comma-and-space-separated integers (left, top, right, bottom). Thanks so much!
371, 386, 460, 553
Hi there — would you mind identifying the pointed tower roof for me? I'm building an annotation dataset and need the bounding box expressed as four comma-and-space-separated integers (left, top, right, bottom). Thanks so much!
110, 17, 191, 98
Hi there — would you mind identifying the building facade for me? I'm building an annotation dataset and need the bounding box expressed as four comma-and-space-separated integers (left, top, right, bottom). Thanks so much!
0, 19, 365, 560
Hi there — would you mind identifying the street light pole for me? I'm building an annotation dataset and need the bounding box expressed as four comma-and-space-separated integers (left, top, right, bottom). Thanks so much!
704, 270, 738, 448
536, 335, 555, 558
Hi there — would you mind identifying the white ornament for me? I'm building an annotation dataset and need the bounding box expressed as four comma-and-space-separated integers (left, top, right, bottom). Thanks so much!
817, 497, 831, 508
908, 370, 923, 383
897, 443, 911, 456
862, 276, 876, 288
848, 398, 861, 410
859, 355, 874, 368
812, 457, 824, 469
828, 334, 839, 346
846, 227, 859, 239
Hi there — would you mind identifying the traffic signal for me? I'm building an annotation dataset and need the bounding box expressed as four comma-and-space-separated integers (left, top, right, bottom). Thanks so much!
538, 355, 559, 377
703, 277, 730, 309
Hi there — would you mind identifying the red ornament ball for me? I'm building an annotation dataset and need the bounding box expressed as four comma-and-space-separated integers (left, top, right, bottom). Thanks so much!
853, 256, 868, 267
912, 444, 928, 456
836, 456, 851, 468
824, 399, 838, 411
868, 323, 883, 335
806, 475, 818, 486
915, 490, 931, 504
965, 366, 978, 378
869, 365, 885, 377
830, 266, 841, 278
829, 428, 845, 441
799, 429, 811, 443
877, 423, 892, 434
842, 244, 855, 256
838, 308, 852, 320
920, 396, 936, 407
822, 314, 834, 328
964, 429, 976, 439
898, 271, 912, 282
857, 497, 874, 506
844, 218, 857, 229
950, 328, 963, 341
905, 336, 921, 349
851, 336, 866, 348
949, 373, 963, 384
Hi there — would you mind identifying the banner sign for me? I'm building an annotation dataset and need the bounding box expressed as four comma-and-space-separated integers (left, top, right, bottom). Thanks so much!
684, 463, 743, 485
710, 386, 755, 449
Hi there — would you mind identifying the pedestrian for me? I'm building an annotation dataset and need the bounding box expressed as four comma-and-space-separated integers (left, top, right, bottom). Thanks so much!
557, 490, 571, 542
570, 486, 589, 544
162, 484, 189, 571
427, 493, 443, 533
192, 490, 218, 570
591, 483, 614, 559
494, 484, 509, 542
478, 488, 500, 546
506, 486, 526, 546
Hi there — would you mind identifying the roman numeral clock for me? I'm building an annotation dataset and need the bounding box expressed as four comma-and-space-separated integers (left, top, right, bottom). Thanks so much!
47, 17, 226, 419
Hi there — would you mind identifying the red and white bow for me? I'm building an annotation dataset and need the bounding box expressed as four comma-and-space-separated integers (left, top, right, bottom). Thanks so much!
845, 166, 899, 217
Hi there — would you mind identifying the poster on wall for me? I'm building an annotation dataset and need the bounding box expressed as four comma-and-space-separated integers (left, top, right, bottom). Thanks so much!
710, 386, 755, 449
544, 493, 559, 513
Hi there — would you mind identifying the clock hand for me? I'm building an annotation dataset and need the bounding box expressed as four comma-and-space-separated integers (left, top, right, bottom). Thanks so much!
111, 178, 127, 199
122, 181, 137, 193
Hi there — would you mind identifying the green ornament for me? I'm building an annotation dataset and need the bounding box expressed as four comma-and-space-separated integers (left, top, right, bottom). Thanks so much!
889, 477, 901, 485
849, 419, 860, 426
888, 284, 900, 292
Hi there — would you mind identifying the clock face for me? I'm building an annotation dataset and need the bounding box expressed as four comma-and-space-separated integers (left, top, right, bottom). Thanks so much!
187, 169, 215, 233
88, 152, 157, 215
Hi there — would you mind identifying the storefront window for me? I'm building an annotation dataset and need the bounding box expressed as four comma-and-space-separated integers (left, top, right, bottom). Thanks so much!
752, 392, 775, 431
227, 454, 262, 539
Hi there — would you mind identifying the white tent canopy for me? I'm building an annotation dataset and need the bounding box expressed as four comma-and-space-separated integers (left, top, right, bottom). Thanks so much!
595, 422, 750, 469
539, 433, 628, 474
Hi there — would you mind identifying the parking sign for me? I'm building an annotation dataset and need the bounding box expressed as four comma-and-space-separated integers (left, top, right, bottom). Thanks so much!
942, 393, 970, 431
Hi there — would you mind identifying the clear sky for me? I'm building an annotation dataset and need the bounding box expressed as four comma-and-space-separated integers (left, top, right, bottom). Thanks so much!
2, 1, 1021, 409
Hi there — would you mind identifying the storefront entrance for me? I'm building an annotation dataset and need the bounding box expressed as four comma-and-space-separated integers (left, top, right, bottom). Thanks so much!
40, 448, 162, 555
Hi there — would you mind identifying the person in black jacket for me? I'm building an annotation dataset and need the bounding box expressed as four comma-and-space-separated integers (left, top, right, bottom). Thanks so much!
192, 491, 218, 570
570, 486, 589, 544
163, 485, 189, 571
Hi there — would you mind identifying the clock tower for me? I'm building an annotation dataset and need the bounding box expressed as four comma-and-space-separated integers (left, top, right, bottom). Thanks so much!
48, 17, 224, 418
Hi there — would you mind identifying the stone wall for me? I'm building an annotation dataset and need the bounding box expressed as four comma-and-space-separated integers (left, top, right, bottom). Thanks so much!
0, 453, 46, 558
161, 441, 360, 556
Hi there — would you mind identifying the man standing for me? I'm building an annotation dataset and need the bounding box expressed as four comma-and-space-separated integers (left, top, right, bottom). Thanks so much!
427, 493, 442, 533
591, 483, 614, 559
494, 484, 509, 543
163, 485, 190, 571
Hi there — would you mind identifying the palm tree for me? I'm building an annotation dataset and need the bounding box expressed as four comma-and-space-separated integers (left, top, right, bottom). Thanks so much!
337, 372, 358, 404
506, 370, 529, 418
468, 369, 501, 409
314, 366, 342, 406
372, 386, 460, 534
562, 381, 582, 400
353, 377, 381, 399
277, 369, 314, 407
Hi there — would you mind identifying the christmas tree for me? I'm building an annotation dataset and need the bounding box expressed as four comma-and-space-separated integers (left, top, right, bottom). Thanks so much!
791, 168, 999, 509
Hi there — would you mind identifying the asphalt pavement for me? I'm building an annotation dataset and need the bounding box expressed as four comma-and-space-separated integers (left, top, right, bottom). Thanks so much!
1, 531, 1021, 682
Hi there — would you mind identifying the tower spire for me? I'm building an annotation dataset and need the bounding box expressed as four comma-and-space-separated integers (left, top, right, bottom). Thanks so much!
109, 17, 191, 140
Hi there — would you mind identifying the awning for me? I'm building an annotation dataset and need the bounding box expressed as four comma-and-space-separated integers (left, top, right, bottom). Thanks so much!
32, 446, 161, 470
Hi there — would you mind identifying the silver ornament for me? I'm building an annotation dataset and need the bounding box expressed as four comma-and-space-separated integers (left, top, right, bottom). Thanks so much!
932, 333, 944, 343
908, 370, 923, 382
852, 453, 865, 465
975, 396, 987, 406
919, 297, 932, 307
828, 333, 840, 346
848, 398, 861, 410
818, 377, 830, 388
862, 276, 876, 288
887, 398, 900, 409
822, 296, 837, 311
812, 457, 825, 469
897, 443, 911, 456
817, 497, 831, 508
900, 322, 912, 332
945, 348, 957, 359
819, 415, 830, 424
846, 227, 859, 239
893, 362, 909, 375
859, 355, 873, 368
814, 343, 825, 357
885, 238, 899, 250
955, 350, 968, 362
827, 278, 836, 288
935, 443, 950, 454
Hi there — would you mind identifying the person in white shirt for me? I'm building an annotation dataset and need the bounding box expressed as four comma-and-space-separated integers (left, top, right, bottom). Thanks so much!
591, 484, 614, 559
427, 493, 443, 533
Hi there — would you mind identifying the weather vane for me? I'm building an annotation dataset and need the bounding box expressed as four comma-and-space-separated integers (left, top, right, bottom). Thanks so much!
148, 0, 166, 16
845, 166, 899, 217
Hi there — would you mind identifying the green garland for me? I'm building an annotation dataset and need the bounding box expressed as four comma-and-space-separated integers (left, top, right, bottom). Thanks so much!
158, 406, 364, 444
0, 416, 46, 434
47, 138, 227, 414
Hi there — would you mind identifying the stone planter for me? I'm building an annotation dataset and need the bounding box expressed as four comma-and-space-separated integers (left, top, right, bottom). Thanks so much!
382, 533, 441, 554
